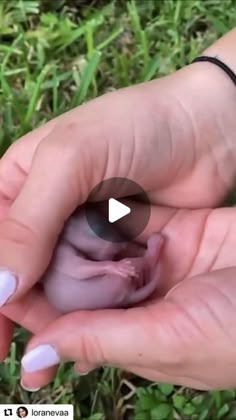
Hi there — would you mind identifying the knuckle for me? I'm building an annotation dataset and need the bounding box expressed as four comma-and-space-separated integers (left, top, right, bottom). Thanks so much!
79, 331, 107, 366
0, 217, 39, 247
36, 127, 75, 161
35, 123, 93, 181
65, 313, 108, 366
0, 217, 45, 283
36, 121, 91, 160
147, 304, 191, 369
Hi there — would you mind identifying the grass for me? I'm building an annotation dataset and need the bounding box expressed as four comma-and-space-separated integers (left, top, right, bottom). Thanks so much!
0, 0, 236, 419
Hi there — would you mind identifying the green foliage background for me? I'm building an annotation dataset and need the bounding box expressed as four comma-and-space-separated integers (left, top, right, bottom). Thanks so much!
0, 1, 236, 419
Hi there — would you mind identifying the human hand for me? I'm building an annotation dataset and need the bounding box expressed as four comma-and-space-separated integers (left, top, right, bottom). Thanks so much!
20, 206, 236, 391
0, 29, 236, 390
0, 195, 60, 390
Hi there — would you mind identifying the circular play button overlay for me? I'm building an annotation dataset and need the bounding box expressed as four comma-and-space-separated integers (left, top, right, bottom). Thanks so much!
85, 177, 151, 243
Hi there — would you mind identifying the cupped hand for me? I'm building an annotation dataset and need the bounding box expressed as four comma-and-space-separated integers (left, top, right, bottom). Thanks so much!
0, 59, 236, 390
20, 205, 236, 391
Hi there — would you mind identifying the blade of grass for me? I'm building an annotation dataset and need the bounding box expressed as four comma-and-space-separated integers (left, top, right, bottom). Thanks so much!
52, 65, 59, 115
4, 68, 26, 76
41, 70, 73, 89
23, 64, 51, 128
3, 101, 14, 142
1, 33, 23, 74
127, 1, 149, 72
57, 26, 85, 52
72, 50, 101, 107
97, 26, 123, 50
57, 1, 114, 52
142, 54, 160, 81
85, 21, 94, 59
0, 74, 12, 97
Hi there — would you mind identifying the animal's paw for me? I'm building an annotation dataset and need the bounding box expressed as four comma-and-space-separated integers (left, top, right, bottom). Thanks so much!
110, 259, 138, 278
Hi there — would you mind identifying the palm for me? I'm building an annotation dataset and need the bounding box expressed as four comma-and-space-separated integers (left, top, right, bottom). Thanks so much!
149, 206, 236, 292
126, 205, 236, 389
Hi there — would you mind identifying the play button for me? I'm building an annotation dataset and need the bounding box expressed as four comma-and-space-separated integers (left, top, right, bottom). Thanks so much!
108, 198, 131, 223
84, 177, 151, 243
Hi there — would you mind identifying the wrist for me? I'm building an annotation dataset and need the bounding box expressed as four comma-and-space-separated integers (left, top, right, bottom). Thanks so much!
203, 28, 236, 75
189, 29, 236, 168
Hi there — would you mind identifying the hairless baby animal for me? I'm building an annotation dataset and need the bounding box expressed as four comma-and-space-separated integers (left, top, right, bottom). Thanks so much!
42, 206, 163, 313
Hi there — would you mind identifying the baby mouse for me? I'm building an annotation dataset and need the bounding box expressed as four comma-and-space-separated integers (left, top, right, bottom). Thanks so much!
42, 206, 163, 313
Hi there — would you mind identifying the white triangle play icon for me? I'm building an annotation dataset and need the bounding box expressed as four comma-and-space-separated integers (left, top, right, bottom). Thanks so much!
108, 198, 131, 223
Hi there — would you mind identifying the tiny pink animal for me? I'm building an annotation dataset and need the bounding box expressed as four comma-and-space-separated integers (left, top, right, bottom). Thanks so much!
42, 207, 163, 313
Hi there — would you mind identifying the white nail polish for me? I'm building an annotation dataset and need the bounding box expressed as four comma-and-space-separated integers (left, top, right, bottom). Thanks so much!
0, 269, 17, 306
22, 344, 60, 373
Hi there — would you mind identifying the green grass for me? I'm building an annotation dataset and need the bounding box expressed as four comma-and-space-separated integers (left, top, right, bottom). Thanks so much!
0, 0, 236, 419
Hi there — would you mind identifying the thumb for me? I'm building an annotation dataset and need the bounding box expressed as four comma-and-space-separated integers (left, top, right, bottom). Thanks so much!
21, 267, 236, 390
0, 81, 167, 306
0, 124, 96, 305
20, 303, 176, 374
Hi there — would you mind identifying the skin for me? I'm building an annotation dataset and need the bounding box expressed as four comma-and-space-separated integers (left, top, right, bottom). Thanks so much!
0, 29, 236, 391
42, 207, 163, 312
18, 408, 27, 418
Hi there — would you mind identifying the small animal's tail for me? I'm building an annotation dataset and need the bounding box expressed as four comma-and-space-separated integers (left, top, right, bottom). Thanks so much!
125, 233, 164, 306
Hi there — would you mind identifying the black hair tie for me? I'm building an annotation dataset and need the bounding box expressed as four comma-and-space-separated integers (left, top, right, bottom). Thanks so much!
191, 56, 236, 87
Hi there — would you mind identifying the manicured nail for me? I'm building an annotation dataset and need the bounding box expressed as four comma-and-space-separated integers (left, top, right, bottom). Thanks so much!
76, 368, 93, 376
77, 370, 91, 376
21, 344, 60, 373
74, 363, 96, 376
0, 269, 17, 306
20, 380, 41, 392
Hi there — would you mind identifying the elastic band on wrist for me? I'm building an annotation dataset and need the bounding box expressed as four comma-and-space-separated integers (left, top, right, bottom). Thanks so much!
191, 56, 236, 87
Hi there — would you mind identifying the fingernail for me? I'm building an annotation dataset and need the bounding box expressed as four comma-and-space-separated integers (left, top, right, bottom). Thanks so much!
77, 370, 91, 376
21, 344, 60, 373
75, 367, 94, 376
74, 363, 96, 376
21, 380, 41, 392
0, 269, 17, 306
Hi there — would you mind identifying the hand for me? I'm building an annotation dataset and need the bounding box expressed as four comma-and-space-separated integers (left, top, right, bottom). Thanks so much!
18, 205, 236, 391
0, 30, 236, 390
0, 61, 235, 301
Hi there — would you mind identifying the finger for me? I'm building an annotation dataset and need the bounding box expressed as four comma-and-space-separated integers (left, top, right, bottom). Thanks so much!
0, 315, 14, 361
0, 114, 57, 209
20, 267, 236, 391
0, 80, 177, 304
0, 288, 60, 333
162, 267, 236, 389
0, 288, 61, 391
19, 304, 178, 374
74, 361, 201, 391
0, 102, 92, 208
0, 124, 86, 304
0, 118, 70, 372
20, 366, 58, 392
0, 161, 62, 391
121, 366, 211, 390
121, 201, 212, 295
0, 117, 60, 303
